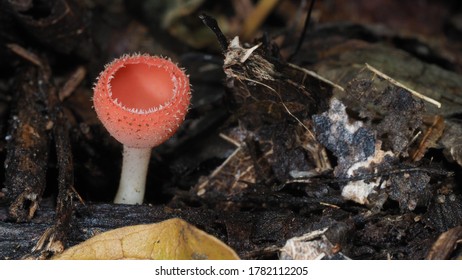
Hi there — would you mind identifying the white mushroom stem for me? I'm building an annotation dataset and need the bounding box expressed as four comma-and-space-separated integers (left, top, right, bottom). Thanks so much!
114, 146, 152, 204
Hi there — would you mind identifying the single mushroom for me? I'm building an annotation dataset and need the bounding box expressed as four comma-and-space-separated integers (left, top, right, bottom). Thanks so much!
93, 54, 191, 204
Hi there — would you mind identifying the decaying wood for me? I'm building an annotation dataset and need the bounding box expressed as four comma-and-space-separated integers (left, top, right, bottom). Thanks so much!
1, 200, 451, 260
30, 64, 77, 257
3, 45, 77, 258
4, 60, 50, 222
0, 203, 318, 260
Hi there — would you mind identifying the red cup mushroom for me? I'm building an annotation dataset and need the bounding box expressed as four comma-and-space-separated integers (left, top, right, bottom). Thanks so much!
93, 54, 191, 204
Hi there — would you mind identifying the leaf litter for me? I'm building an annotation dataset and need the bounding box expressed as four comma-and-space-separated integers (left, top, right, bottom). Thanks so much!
189, 29, 458, 259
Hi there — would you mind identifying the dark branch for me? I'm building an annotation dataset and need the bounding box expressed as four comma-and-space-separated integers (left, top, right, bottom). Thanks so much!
199, 13, 228, 52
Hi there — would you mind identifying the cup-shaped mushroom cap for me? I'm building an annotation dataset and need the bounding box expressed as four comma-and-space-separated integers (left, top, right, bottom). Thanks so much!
93, 54, 191, 148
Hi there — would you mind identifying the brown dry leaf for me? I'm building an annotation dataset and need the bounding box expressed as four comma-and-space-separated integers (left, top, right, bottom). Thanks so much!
411, 115, 445, 161
53, 218, 239, 260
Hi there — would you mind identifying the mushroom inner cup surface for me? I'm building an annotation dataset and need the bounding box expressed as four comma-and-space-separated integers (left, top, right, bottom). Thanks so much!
110, 63, 175, 111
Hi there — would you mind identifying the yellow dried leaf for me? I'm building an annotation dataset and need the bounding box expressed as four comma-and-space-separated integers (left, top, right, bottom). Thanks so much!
53, 218, 239, 260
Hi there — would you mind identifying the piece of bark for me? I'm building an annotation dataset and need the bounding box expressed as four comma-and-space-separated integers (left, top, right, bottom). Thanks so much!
30, 66, 77, 257
2, 45, 77, 258
3, 64, 50, 222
